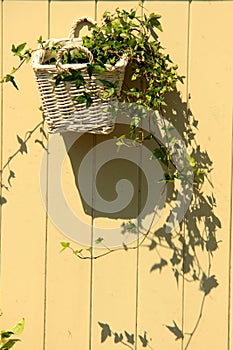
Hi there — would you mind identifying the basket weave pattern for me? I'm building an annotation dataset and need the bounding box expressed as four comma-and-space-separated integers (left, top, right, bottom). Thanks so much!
32, 18, 127, 134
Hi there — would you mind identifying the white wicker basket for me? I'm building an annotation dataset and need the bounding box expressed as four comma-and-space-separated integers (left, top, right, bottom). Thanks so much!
32, 17, 127, 134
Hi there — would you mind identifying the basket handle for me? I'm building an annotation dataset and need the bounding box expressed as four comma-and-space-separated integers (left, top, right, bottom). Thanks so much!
56, 44, 94, 70
68, 17, 97, 40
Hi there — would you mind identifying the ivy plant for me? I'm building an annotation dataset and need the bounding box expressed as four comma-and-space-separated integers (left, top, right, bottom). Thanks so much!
0, 8, 178, 111
0, 319, 24, 350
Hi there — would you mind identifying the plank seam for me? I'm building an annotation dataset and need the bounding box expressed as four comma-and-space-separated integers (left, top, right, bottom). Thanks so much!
42, 2, 51, 349
227, 106, 233, 350
0, 0, 3, 284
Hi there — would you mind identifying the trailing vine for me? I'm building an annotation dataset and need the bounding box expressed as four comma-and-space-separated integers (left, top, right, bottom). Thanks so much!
0, 6, 220, 350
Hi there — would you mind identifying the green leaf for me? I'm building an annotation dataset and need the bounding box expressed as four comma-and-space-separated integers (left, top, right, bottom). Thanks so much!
148, 13, 163, 32
86, 246, 93, 253
11, 319, 24, 335
16, 43, 27, 53
73, 249, 83, 255
95, 237, 104, 245
103, 87, 115, 99
99, 79, 116, 88
5, 75, 18, 90
37, 35, 43, 44
73, 93, 92, 108
94, 64, 106, 74
0, 339, 20, 350
166, 321, 184, 340
128, 10, 136, 19
121, 221, 137, 234
151, 147, 170, 167
11, 44, 17, 54
1, 331, 14, 339
60, 242, 70, 252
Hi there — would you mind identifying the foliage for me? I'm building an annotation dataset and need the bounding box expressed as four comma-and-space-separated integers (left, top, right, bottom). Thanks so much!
82, 9, 178, 110
0, 8, 178, 111
0, 6, 221, 350
0, 120, 47, 206
0, 319, 24, 350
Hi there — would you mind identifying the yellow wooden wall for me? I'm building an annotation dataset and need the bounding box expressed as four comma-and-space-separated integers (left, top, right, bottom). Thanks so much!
0, 1, 233, 350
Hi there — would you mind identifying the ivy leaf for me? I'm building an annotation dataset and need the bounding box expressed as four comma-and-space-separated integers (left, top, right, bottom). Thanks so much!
150, 258, 167, 272
73, 249, 83, 255
0, 331, 14, 339
124, 331, 134, 345
166, 321, 184, 340
114, 332, 123, 343
121, 221, 137, 234
5, 75, 18, 90
98, 322, 111, 343
37, 35, 43, 45
17, 135, 27, 154
148, 13, 163, 32
128, 10, 136, 19
95, 237, 104, 245
99, 79, 117, 88
88, 64, 106, 77
200, 274, 218, 295
0, 339, 20, 350
10, 318, 24, 335
11, 42, 26, 56
73, 93, 92, 108
152, 147, 169, 167
103, 87, 115, 99
60, 242, 70, 252
54, 73, 66, 86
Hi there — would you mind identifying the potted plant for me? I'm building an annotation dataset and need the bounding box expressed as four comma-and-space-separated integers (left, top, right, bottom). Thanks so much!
1, 7, 178, 134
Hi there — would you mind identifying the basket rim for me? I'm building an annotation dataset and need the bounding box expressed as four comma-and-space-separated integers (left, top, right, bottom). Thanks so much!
32, 55, 128, 71
32, 37, 128, 71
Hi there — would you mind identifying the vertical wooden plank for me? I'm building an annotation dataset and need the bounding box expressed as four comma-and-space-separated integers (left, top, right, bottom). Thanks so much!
137, 2, 189, 349
230, 115, 233, 350
0, 1, 48, 349
44, 2, 95, 350
0, 0, 3, 213
0, 0, 3, 311
184, 2, 233, 349
91, 2, 140, 350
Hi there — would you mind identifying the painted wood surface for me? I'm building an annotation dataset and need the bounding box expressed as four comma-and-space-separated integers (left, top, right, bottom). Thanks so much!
0, 1, 232, 350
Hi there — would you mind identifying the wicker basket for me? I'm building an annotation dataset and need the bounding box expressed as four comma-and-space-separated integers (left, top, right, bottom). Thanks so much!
32, 17, 127, 134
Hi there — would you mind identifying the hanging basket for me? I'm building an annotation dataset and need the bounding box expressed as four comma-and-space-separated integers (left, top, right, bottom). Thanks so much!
32, 17, 128, 134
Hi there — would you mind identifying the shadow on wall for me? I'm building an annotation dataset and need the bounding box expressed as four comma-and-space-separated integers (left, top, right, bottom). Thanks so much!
61, 87, 221, 349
